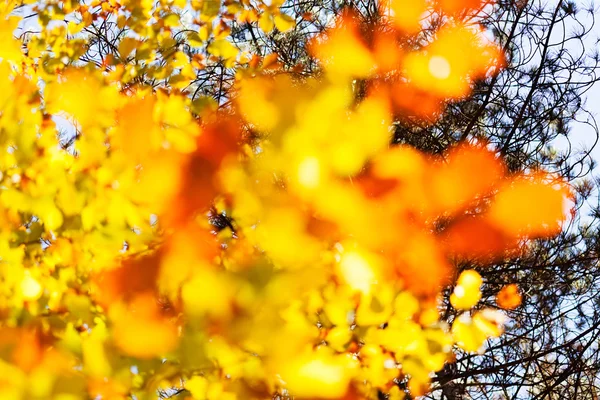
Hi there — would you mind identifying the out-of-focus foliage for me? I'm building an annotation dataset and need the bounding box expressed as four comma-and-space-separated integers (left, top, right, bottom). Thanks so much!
0, 0, 577, 398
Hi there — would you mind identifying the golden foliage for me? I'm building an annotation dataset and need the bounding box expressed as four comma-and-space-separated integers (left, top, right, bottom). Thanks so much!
0, 0, 571, 398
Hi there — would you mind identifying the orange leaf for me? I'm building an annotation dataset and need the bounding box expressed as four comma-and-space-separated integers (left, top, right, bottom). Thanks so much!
496, 284, 522, 310
488, 173, 569, 237
430, 144, 503, 214
441, 216, 515, 260
112, 294, 178, 359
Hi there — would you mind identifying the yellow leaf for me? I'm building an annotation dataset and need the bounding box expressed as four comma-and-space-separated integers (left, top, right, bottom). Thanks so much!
185, 376, 208, 399
236, 76, 280, 132
451, 314, 483, 353
117, 14, 127, 29
164, 13, 180, 27
83, 321, 112, 377
274, 13, 295, 32
296, 156, 322, 189
182, 270, 233, 319
67, 20, 84, 35
311, 16, 376, 78
0, 17, 22, 63
207, 39, 238, 59
188, 31, 204, 47
199, 24, 211, 42
326, 326, 352, 352
452, 310, 504, 353
44, 69, 119, 128
279, 351, 358, 398
118, 37, 139, 59
356, 286, 395, 326
403, 24, 503, 98
40, 201, 64, 231
450, 270, 482, 310
384, 0, 426, 33
473, 309, 504, 338
259, 12, 274, 33
20, 271, 42, 301
336, 248, 379, 295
